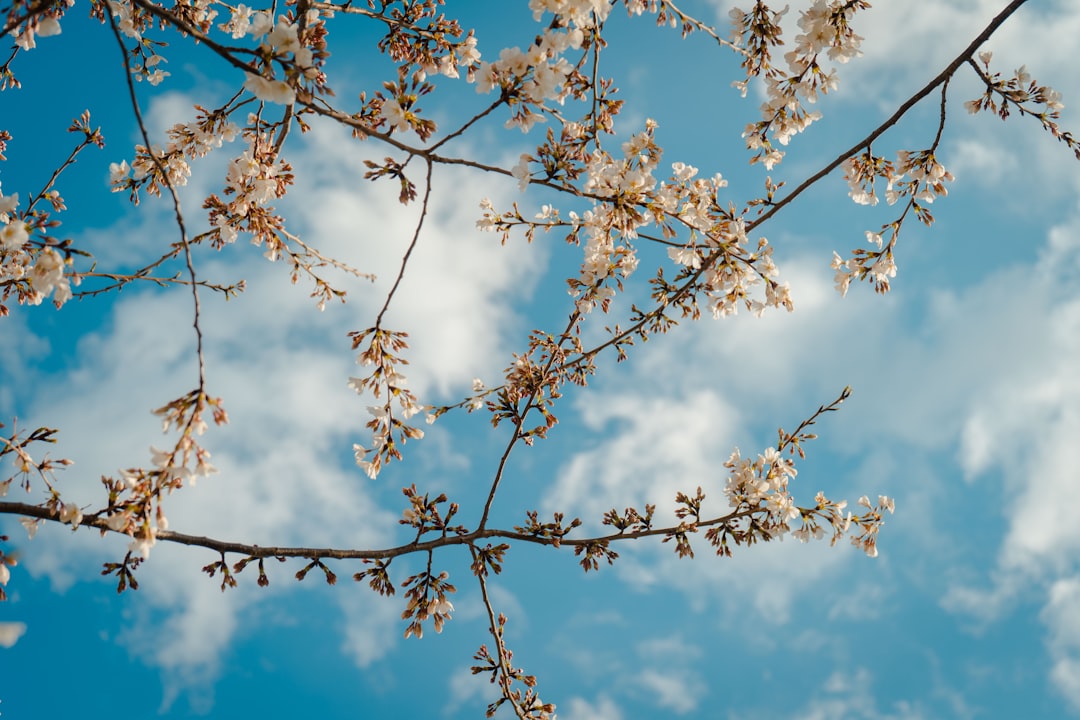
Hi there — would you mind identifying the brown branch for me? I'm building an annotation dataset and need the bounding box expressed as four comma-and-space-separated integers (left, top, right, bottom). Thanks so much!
0, 499, 757, 560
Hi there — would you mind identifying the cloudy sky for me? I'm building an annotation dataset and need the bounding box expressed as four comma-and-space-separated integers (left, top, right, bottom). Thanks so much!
3, 1, 1080, 718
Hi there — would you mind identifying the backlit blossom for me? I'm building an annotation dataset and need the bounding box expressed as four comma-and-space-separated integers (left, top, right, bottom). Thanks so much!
220, 4, 253, 38
768, 491, 800, 521
511, 154, 532, 191
144, 55, 170, 86
243, 73, 295, 105
29, 248, 71, 303
37, 17, 61, 37
1, 220, 28, 251
353, 444, 378, 479
668, 246, 702, 269
105, 512, 130, 531
265, 19, 301, 54
0, 191, 17, 218
380, 97, 411, 133
108, 0, 142, 40
129, 533, 156, 559
19, 517, 40, 539
59, 502, 83, 527
105, 160, 128, 190
248, 11, 273, 38
13, 14, 61, 49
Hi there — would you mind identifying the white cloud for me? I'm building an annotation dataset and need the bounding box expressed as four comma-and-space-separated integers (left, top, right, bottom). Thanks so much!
271, 123, 547, 400
12, 277, 401, 708
338, 590, 401, 669
826, 579, 889, 621
446, 665, 488, 717
0, 311, 48, 414
790, 667, 928, 720
563, 694, 624, 720
1042, 578, 1080, 712
948, 138, 1019, 188
117, 566, 243, 714
623, 535, 852, 625
944, 212, 1080, 583
543, 389, 741, 527
635, 668, 703, 715
455, 581, 526, 628
636, 633, 703, 661
631, 636, 706, 715
0, 621, 27, 648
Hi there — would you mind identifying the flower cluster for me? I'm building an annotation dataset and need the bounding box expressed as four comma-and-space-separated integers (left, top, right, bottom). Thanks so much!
95, 391, 226, 560
717, 445, 894, 557
485, 121, 793, 324
372, 74, 441, 141
485, 125, 658, 314
1, 186, 78, 309
834, 148, 953, 295
10, 10, 62, 51
842, 149, 953, 209
401, 569, 456, 639
348, 328, 426, 480
473, 25, 585, 132
2, 192, 68, 304
965, 53, 1065, 117
965, 51, 1079, 161
417, 33, 481, 81
724, 446, 801, 527
831, 242, 894, 296
238, 11, 326, 105
730, 1, 869, 168
214, 133, 291, 247
846, 494, 896, 558
111, 106, 239, 204
0, 423, 73, 524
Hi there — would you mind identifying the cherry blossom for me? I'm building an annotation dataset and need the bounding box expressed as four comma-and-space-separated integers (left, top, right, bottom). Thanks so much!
1, 2, 1073, 715
243, 73, 296, 105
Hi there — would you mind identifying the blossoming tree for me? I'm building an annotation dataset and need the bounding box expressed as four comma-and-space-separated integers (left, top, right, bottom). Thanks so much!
0, 0, 1074, 716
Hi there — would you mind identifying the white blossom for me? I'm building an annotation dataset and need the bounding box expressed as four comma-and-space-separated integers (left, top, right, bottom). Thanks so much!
1, 220, 28, 251
59, 502, 83, 527
380, 97, 411, 133
243, 73, 296, 105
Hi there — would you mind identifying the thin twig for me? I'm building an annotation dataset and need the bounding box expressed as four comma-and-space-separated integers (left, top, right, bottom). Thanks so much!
107, 10, 207, 395
374, 157, 433, 325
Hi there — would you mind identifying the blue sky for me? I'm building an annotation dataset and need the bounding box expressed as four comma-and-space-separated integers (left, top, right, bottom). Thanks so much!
3, 1, 1080, 718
